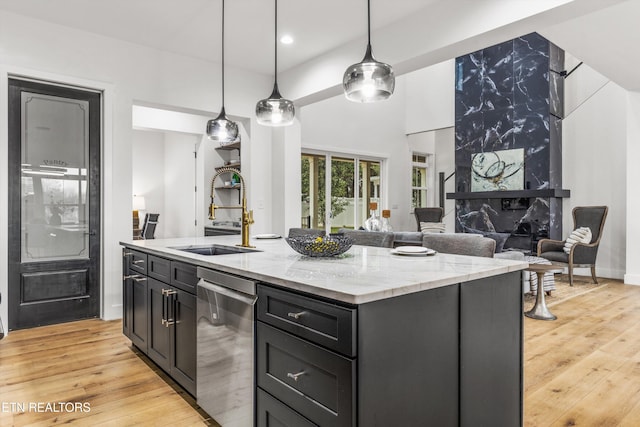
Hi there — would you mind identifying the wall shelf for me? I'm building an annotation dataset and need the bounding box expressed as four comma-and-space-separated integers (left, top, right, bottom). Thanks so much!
214, 141, 241, 151
215, 162, 241, 172
446, 189, 570, 200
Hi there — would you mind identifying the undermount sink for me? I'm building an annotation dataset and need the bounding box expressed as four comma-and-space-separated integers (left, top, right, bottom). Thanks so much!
170, 244, 260, 256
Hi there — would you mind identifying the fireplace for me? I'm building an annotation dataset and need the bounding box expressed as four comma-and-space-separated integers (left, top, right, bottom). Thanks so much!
448, 33, 569, 252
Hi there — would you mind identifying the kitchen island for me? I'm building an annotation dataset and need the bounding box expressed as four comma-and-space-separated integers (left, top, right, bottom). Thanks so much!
121, 235, 528, 427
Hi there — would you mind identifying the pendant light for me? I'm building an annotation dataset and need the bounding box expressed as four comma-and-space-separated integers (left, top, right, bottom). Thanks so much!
206, 0, 239, 144
256, 0, 295, 126
343, 0, 395, 102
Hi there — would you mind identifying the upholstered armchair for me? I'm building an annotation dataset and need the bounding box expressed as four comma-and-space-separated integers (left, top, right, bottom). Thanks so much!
537, 206, 608, 286
414, 207, 444, 231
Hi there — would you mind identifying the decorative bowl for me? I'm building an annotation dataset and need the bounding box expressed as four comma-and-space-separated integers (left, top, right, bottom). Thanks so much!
285, 234, 354, 257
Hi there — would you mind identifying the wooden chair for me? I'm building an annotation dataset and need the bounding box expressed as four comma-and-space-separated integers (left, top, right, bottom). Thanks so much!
537, 206, 608, 286
414, 207, 444, 231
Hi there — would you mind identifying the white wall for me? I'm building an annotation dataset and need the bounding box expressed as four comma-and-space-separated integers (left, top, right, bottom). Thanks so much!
624, 91, 640, 284
562, 65, 627, 279
132, 130, 166, 238
405, 60, 455, 134
0, 9, 272, 324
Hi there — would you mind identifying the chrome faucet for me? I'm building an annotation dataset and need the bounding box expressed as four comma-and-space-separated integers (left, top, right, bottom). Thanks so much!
209, 167, 254, 248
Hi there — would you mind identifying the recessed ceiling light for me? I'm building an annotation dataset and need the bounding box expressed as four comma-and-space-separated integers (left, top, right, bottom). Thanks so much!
280, 34, 294, 45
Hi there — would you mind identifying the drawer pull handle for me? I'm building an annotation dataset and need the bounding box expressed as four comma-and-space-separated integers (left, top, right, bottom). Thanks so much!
132, 259, 145, 264
162, 289, 178, 296
123, 252, 133, 257
132, 276, 147, 282
286, 371, 306, 382
287, 311, 307, 320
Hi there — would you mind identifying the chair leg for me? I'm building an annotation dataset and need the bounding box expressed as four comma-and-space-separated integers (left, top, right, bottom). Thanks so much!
568, 265, 574, 287
591, 265, 598, 284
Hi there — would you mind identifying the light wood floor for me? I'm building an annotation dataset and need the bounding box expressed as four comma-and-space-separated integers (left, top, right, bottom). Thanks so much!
1, 276, 639, 426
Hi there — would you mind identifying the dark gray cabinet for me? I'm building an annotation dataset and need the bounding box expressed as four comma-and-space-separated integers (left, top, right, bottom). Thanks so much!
256, 271, 522, 427
122, 249, 148, 351
147, 277, 171, 371
121, 248, 197, 396
170, 287, 197, 392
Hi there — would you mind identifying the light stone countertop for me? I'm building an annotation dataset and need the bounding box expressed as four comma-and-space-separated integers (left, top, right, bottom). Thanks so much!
121, 235, 528, 304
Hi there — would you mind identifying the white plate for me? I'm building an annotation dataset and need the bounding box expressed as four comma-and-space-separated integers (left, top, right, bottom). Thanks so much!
395, 246, 430, 254
253, 233, 282, 239
391, 247, 436, 256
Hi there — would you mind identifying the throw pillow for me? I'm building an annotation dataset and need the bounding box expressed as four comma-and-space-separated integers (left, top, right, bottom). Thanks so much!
482, 232, 510, 253
420, 221, 445, 234
563, 227, 592, 254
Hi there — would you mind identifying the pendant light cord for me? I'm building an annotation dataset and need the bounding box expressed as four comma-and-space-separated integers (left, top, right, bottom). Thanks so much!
221, 0, 226, 107
367, 0, 371, 47
274, 0, 278, 86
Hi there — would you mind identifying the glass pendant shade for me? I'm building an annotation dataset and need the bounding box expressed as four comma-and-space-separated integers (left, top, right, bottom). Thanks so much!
343, 45, 395, 102
256, 0, 295, 126
256, 84, 295, 126
343, 0, 395, 103
206, 107, 239, 144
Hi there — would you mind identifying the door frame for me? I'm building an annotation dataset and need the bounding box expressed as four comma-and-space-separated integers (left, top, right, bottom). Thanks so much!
0, 66, 115, 333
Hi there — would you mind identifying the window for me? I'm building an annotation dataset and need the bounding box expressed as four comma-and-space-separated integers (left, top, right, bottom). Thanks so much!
412, 153, 428, 209
301, 152, 383, 233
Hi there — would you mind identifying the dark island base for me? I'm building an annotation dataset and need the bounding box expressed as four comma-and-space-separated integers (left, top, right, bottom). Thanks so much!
357, 271, 522, 427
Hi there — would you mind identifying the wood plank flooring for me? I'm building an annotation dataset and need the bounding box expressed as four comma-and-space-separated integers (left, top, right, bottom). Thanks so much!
0, 319, 217, 426
524, 276, 640, 426
1, 275, 639, 426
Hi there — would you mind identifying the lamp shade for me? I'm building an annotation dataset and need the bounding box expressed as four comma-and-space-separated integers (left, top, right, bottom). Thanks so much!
256, 85, 295, 126
206, 107, 239, 144
132, 195, 146, 211
343, 45, 395, 103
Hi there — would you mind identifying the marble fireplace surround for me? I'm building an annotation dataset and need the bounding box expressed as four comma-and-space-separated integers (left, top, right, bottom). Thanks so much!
447, 33, 570, 252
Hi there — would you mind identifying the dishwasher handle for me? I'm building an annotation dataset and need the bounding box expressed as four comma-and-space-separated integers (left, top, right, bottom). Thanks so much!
198, 279, 257, 306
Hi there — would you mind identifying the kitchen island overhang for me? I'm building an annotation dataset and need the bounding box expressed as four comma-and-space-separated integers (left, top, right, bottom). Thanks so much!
121, 235, 528, 305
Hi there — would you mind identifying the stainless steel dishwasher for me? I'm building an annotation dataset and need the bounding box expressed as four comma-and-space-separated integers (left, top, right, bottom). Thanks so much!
196, 267, 257, 427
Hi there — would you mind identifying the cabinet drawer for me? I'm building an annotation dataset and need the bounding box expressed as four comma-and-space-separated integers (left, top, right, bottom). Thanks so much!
126, 249, 148, 275
257, 388, 318, 427
148, 255, 171, 283
257, 285, 356, 357
170, 261, 198, 294
257, 322, 355, 427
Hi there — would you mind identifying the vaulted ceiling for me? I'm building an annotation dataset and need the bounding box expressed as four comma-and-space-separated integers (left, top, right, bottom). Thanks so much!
0, 0, 637, 95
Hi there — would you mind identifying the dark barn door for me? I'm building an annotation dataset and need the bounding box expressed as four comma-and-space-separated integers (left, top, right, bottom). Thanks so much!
8, 78, 101, 330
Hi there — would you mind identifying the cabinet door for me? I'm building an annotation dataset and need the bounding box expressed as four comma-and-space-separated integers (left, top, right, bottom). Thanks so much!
147, 278, 171, 371
170, 288, 197, 396
129, 272, 148, 351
